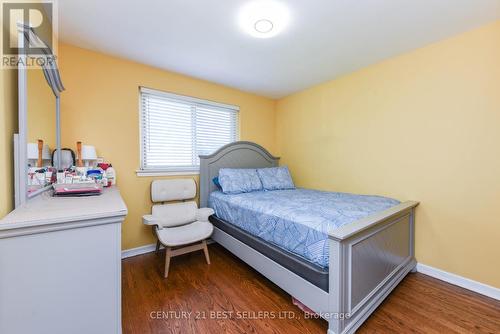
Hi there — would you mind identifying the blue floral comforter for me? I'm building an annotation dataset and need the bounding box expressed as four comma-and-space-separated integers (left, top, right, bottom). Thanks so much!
209, 188, 400, 268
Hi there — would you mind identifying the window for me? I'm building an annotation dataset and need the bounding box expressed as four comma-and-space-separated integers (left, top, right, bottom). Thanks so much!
139, 87, 239, 174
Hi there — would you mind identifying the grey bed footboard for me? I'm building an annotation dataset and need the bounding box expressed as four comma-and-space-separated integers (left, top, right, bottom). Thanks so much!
199, 141, 418, 334
327, 201, 418, 334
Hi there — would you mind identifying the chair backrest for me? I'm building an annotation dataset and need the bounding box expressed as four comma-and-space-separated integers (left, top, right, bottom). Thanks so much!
151, 179, 198, 227
151, 179, 196, 202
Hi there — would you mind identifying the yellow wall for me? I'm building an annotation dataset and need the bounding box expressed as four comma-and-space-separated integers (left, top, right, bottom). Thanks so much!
276, 21, 500, 288
58, 43, 276, 250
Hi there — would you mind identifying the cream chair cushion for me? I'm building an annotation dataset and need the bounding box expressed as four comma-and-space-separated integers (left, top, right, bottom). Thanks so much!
151, 179, 196, 202
156, 221, 213, 247
152, 201, 197, 227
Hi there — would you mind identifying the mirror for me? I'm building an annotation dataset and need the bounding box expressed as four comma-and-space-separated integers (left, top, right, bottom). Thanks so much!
15, 24, 65, 205
26, 65, 56, 193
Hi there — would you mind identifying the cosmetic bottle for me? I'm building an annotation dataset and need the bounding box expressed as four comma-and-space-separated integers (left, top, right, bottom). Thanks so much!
106, 165, 116, 185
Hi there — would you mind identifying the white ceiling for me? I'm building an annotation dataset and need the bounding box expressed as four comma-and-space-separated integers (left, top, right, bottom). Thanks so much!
58, 0, 500, 99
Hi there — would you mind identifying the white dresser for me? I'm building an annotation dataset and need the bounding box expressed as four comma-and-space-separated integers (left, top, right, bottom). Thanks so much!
0, 187, 127, 334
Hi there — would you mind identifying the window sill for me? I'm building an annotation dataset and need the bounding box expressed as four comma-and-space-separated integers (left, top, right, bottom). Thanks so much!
136, 169, 200, 177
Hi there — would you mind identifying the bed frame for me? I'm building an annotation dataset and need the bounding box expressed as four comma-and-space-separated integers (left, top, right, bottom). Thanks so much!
200, 141, 418, 334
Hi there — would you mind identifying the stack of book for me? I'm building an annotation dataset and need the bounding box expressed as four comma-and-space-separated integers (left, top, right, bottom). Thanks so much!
52, 182, 103, 197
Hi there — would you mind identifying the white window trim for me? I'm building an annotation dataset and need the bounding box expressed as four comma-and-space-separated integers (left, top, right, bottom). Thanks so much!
136, 169, 200, 177
137, 87, 239, 176
140, 87, 239, 111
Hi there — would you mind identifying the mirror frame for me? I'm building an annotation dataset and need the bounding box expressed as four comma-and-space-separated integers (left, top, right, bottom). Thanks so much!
15, 27, 29, 207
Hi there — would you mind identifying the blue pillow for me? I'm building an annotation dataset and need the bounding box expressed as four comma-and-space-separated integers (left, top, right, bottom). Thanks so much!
212, 176, 222, 190
218, 168, 263, 194
257, 166, 295, 191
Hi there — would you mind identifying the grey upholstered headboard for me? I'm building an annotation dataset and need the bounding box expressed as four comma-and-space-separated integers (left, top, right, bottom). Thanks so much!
199, 141, 279, 207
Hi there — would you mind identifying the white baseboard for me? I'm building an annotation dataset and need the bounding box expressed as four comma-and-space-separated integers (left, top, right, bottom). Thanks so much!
416, 263, 500, 301
121, 243, 159, 259
121, 239, 215, 259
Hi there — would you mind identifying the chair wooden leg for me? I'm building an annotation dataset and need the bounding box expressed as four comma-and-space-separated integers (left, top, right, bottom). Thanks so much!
202, 240, 210, 265
155, 239, 161, 254
164, 247, 171, 278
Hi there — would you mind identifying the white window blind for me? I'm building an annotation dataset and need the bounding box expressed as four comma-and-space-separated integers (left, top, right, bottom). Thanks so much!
140, 87, 239, 172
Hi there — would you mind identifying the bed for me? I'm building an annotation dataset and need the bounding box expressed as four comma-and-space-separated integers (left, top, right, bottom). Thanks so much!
199, 141, 418, 334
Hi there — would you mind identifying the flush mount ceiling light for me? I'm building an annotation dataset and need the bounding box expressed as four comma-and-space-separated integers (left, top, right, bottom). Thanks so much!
238, 0, 290, 38
254, 19, 273, 33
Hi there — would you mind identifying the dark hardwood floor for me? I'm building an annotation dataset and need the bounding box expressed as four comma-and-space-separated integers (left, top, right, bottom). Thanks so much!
122, 244, 500, 334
